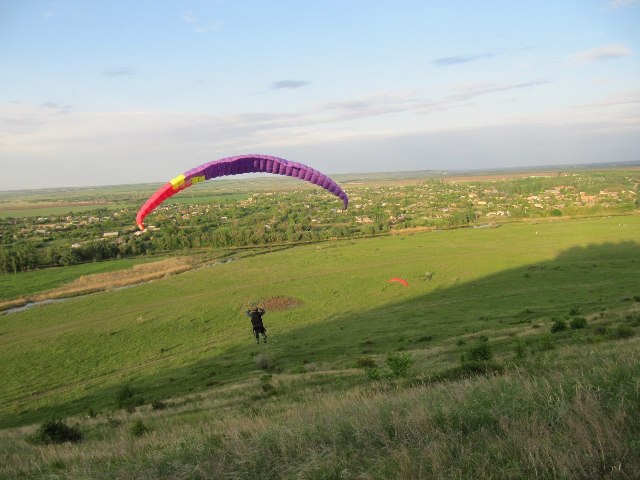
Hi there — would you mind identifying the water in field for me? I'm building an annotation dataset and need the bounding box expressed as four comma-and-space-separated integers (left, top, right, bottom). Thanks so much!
3, 298, 68, 314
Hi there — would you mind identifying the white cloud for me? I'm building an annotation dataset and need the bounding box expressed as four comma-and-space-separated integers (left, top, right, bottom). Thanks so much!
195, 21, 222, 33
271, 80, 311, 90
1, 78, 637, 189
609, 0, 637, 8
570, 44, 633, 63
103, 67, 137, 77
181, 10, 198, 23
180, 10, 221, 33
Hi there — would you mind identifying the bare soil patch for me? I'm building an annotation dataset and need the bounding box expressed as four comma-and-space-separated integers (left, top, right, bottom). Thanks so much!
261, 296, 303, 311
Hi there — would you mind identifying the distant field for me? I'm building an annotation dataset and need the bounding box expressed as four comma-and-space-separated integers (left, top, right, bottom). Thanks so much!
0, 257, 161, 301
0, 202, 136, 218
1, 215, 639, 429
167, 193, 250, 205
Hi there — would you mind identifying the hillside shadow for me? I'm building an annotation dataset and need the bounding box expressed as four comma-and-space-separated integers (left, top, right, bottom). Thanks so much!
5, 241, 640, 427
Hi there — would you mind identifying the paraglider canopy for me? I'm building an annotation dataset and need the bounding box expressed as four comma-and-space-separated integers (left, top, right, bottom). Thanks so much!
136, 154, 349, 230
388, 277, 409, 287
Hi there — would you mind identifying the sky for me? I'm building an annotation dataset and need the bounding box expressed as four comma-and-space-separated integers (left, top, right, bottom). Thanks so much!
1, 0, 639, 190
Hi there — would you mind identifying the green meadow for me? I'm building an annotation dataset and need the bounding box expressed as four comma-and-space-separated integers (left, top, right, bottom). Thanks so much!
0, 257, 165, 301
1, 215, 639, 478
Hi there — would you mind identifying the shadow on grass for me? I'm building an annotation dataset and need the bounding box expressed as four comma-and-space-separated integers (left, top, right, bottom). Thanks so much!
4, 241, 639, 427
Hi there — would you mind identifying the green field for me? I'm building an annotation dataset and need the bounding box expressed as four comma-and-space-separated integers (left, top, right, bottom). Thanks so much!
1, 215, 639, 478
0, 257, 167, 301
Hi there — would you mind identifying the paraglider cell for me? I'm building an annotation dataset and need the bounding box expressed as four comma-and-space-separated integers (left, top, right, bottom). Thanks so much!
304, 168, 314, 182
136, 154, 349, 229
285, 163, 294, 176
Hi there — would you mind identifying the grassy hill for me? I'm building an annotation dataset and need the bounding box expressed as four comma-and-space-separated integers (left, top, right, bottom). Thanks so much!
1, 215, 639, 478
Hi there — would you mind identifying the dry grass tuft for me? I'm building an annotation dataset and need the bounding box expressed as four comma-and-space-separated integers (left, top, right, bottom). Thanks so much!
0, 258, 194, 311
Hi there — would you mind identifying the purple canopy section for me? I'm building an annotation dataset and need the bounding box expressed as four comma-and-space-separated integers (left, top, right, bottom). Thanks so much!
137, 154, 349, 229
184, 154, 348, 208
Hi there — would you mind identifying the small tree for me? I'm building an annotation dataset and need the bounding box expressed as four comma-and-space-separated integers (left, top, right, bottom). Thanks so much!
29, 419, 83, 444
464, 337, 493, 362
386, 352, 414, 377
551, 319, 567, 333
569, 317, 587, 329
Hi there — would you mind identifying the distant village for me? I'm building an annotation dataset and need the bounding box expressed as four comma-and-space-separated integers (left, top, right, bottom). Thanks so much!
1, 170, 638, 273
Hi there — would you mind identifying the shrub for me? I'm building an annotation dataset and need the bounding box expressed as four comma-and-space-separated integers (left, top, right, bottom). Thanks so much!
29, 419, 82, 444
569, 306, 580, 316
365, 367, 382, 380
130, 420, 149, 438
261, 381, 275, 393
593, 325, 608, 336
151, 400, 167, 411
355, 355, 377, 369
116, 384, 145, 413
430, 361, 505, 383
255, 352, 272, 370
550, 319, 567, 333
464, 337, 493, 362
569, 317, 587, 329
625, 315, 640, 327
609, 325, 635, 340
386, 352, 414, 377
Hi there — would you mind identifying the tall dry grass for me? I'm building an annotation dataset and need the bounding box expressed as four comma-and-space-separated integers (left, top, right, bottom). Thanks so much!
0, 258, 194, 312
2, 342, 638, 479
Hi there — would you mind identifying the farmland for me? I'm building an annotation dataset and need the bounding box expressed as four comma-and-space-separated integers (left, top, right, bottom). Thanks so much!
0, 168, 639, 478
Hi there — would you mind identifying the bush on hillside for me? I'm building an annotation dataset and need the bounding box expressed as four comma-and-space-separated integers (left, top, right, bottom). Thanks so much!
569, 317, 587, 329
116, 384, 145, 413
255, 352, 272, 370
365, 367, 382, 380
550, 319, 567, 333
386, 352, 414, 377
430, 361, 505, 383
463, 337, 493, 362
608, 325, 635, 340
355, 355, 377, 369
28, 419, 83, 445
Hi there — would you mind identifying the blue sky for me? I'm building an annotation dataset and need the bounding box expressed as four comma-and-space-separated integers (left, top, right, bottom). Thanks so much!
1, 0, 638, 190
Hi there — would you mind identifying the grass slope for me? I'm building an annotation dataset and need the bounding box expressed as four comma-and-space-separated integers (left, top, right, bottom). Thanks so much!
1, 216, 638, 428
1, 216, 640, 478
